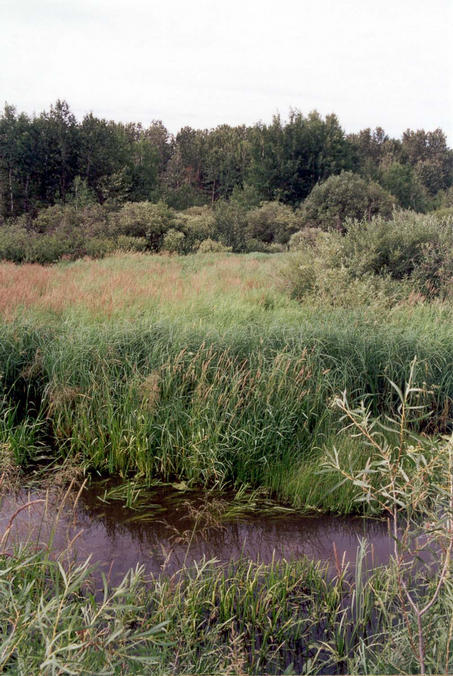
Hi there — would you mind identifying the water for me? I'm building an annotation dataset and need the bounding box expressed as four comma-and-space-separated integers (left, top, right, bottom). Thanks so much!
0, 481, 392, 586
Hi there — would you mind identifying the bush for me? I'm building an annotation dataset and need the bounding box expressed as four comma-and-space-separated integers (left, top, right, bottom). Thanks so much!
284, 211, 453, 303
32, 203, 112, 238
197, 238, 232, 253
174, 206, 216, 252
161, 228, 186, 254
84, 237, 116, 259
33, 204, 73, 233
300, 171, 395, 231
432, 206, 453, 221
116, 235, 148, 252
115, 201, 175, 249
244, 238, 285, 253
246, 201, 299, 244
288, 227, 321, 250
213, 200, 247, 251
0, 226, 29, 263
341, 211, 453, 286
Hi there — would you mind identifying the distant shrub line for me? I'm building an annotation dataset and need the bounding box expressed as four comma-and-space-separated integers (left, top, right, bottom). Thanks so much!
0, 168, 452, 265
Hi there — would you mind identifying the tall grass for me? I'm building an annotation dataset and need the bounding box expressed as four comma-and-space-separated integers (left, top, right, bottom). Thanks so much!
1, 542, 451, 674
2, 253, 453, 509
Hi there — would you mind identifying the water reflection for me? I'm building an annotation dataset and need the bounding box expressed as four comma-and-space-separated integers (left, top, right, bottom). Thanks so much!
0, 483, 391, 586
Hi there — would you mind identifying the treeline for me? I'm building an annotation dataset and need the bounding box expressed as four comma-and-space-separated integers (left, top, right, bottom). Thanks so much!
0, 100, 452, 262
2, 100, 452, 216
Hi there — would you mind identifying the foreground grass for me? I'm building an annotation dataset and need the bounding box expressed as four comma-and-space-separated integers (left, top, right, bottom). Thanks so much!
1, 545, 451, 675
2, 253, 453, 510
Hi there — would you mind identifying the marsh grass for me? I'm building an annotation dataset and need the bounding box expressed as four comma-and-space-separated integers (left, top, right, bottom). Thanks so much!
1, 541, 451, 674
2, 253, 453, 510
0, 358, 452, 673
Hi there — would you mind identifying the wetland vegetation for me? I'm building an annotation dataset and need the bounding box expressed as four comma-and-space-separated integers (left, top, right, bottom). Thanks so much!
1, 102, 453, 673
0, 243, 452, 673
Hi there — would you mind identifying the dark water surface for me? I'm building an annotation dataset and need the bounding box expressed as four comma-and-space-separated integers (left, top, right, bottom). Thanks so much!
0, 482, 392, 586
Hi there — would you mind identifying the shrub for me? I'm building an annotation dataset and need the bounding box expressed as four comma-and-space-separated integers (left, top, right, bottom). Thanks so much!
300, 171, 395, 231
197, 238, 232, 253
116, 235, 148, 252
115, 201, 175, 249
26, 234, 81, 264
0, 226, 29, 263
84, 237, 116, 259
244, 238, 285, 253
230, 183, 262, 210
174, 206, 216, 252
246, 201, 299, 244
161, 228, 186, 254
284, 211, 453, 302
288, 227, 321, 250
341, 211, 453, 287
213, 200, 247, 251
432, 206, 453, 221
32, 203, 112, 238
33, 204, 73, 233
0, 225, 82, 264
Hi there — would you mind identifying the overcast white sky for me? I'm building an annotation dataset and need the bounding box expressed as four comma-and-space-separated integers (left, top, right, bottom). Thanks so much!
1, 0, 452, 143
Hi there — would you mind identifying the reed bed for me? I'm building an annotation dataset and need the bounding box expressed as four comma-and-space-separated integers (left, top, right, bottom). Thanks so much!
2, 253, 453, 510
0, 543, 451, 674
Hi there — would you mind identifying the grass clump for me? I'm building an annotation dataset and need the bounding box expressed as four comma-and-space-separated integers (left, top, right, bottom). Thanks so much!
0, 550, 168, 673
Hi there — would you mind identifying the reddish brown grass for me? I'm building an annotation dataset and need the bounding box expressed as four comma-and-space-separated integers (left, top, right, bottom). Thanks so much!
0, 254, 278, 320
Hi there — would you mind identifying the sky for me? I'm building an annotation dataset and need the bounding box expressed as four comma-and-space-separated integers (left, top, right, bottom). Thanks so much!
1, 0, 452, 143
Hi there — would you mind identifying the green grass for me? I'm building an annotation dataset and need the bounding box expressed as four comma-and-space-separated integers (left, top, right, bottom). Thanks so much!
1, 544, 451, 674
1, 250, 452, 674
1, 253, 453, 511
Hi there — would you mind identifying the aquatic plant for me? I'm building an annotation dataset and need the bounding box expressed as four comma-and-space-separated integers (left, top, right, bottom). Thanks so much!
323, 359, 453, 674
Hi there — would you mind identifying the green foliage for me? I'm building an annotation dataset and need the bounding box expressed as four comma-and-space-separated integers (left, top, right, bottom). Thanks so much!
174, 206, 216, 252
1, 101, 451, 225
323, 363, 453, 674
116, 235, 148, 252
401, 128, 453, 195
247, 111, 354, 204
1, 537, 452, 675
288, 227, 321, 250
0, 225, 82, 264
230, 182, 261, 210
197, 238, 232, 253
161, 228, 186, 254
285, 211, 453, 302
300, 171, 395, 231
0, 551, 167, 673
342, 211, 453, 292
84, 236, 116, 259
115, 201, 175, 249
0, 226, 30, 263
213, 199, 248, 251
379, 161, 428, 211
33, 204, 72, 233
246, 201, 299, 244
243, 238, 285, 253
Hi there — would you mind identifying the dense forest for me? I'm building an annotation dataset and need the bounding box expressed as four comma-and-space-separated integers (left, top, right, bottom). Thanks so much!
0, 100, 452, 261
